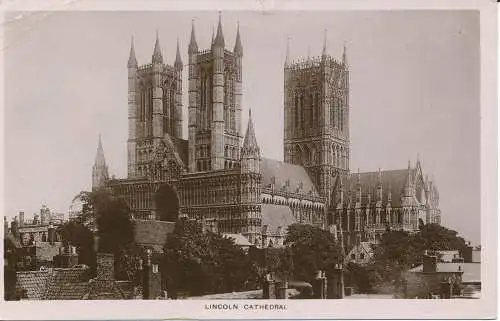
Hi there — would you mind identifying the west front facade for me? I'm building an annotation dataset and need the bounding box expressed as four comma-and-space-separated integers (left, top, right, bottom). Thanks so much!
92, 15, 441, 251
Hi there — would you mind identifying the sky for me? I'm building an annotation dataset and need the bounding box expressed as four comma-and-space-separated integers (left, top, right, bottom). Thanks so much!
3, 10, 480, 245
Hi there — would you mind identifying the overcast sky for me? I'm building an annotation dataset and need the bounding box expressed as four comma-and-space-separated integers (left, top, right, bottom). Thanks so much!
4, 10, 480, 244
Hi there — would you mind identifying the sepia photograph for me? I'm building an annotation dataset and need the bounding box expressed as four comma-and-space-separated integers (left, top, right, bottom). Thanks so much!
0, 0, 497, 319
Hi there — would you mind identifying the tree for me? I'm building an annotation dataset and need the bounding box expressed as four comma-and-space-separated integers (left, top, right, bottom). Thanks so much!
162, 219, 258, 297
414, 223, 468, 255
282, 224, 343, 283
57, 220, 96, 275
63, 188, 136, 280
370, 223, 471, 291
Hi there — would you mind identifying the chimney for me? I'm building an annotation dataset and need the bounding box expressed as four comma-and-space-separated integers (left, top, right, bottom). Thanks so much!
55, 243, 79, 268
440, 278, 453, 299
142, 248, 161, 299
96, 253, 114, 280
422, 254, 437, 273
40, 206, 47, 226
276, 280, 288, 299
19, 211, 24, 227
312, 270, 327, 299
48, 223, 55, 245
262, 273, 276, 299
10, 217, 19, 237
4, 216, 8, 235
327, 264, 345, 299
33, 214, 40, 225
461, 245, 473, 263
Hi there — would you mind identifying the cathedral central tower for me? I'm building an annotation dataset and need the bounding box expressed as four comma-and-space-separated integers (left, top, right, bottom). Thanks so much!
283, 33, 350, 204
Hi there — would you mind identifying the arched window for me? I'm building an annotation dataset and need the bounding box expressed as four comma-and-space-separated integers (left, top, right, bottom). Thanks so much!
330, 96, 335, 128
294, 93, 299, 129
314, 92, 319, 128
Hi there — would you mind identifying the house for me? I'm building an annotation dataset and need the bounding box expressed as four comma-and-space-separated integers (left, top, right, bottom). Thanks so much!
14, 250, 164, 300
406, 253, 481, 299
345, 242, 374, 266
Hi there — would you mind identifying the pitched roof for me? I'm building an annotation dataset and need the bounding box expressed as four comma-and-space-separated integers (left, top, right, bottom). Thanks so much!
223, 233, 252, 247
17, 266, 91, 300
261, 203, 296, 235
133, 219, 175, 251
336, 168, 417, 207
44, 267, 90, 300
16, 270, 50, 300
261, 158, 318, 196
85, 279, 126, 300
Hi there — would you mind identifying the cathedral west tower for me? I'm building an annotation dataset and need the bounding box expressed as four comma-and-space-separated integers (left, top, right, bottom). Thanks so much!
188, 14, 243, 173
127, 32, 184, 179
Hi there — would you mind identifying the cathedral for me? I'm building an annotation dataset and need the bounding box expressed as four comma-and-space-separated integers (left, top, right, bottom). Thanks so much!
91, 14, 441, 250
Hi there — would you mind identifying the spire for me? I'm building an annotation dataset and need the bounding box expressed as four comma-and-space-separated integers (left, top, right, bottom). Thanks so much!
93, 134, 109, 190
127, 36, 138, 68
234, 21, 243, 56
152, 30, 163, 64
342, 41, 348, 66
378, 168, 382, 185
211, 25, 215, 45
285, 35, 291, 66
322, 29, 327, 57
213, 11, 225, 47
94, 134, 107, 168
406, 160, 412, 186
241, 109, 260, 156
174, 38, 183, 69
188, 19, 198, 53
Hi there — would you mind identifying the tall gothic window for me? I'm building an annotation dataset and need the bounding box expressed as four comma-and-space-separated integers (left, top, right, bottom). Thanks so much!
294, 93, 299, 129
170, 86, 175, 133
299, 95, 304, 129
314, 92, 319, 128
309, 93, 313, 129
330, 96, 335, 128
340, 99, 344, 131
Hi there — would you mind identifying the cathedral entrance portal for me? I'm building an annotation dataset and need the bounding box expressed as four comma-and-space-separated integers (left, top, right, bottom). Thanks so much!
154, 184, 179, 222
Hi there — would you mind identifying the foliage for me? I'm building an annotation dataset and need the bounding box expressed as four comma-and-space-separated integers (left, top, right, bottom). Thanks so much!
61, 188, 136, 280
415, 223, 468, 254
163, 219, 259, 297
282, 224, 343, 283
369, 223, 470, 287
344, 262, 382, 293
57, 220, 96, 275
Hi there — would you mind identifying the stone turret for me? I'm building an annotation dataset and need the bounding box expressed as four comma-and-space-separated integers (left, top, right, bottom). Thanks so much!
188, 20, 198, 173
173, 39, 183, 139
127, 37, 138, 178
211, 13, 225, 170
